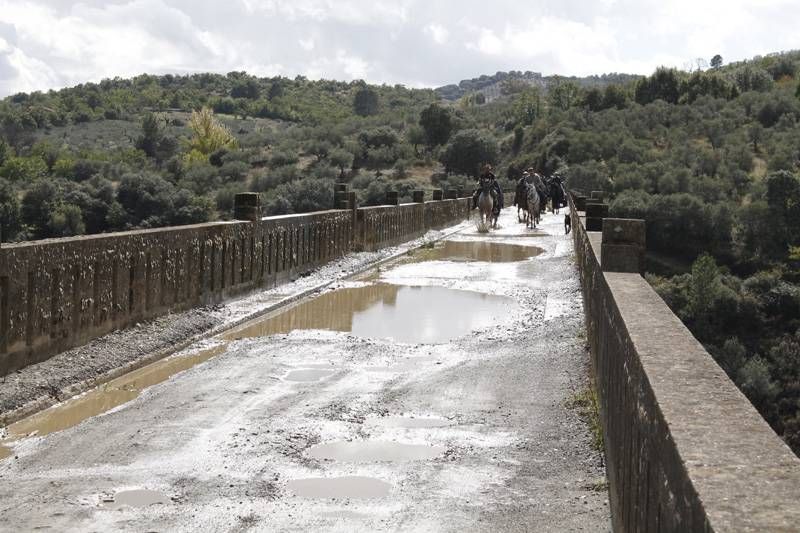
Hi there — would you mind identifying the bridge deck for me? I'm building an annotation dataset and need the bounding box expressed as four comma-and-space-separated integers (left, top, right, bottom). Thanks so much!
0, 208, 609, 532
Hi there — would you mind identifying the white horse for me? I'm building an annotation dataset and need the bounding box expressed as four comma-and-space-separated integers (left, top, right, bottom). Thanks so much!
526, 182, 541, 229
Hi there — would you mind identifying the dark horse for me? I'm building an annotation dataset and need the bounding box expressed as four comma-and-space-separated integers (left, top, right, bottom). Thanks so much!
514, 176, 529, 222
549, 178, 564, 214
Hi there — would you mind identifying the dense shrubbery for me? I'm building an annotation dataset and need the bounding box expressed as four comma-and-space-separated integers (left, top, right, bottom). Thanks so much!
490, 50, 800, 455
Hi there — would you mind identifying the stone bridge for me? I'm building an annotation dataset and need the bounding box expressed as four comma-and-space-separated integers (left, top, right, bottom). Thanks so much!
0, 187, 799, 531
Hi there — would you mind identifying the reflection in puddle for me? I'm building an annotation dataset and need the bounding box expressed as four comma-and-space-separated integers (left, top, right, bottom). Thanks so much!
229, 284, 514, 344
307, 441, 445, 462
102, 489, 168, 509
0, 343, 227, 447
365, 416, 452, 429
284, 369, 335, 382
420, 241, 543, 263
287, 476, 391, 499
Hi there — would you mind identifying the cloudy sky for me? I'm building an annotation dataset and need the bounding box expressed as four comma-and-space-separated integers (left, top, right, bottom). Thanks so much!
0, 0, 797, 96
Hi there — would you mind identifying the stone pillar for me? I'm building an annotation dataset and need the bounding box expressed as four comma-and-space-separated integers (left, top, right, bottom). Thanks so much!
590, 190, 605, 202
432, 189, 444, 201
574, 195, 588, 211
445, 189, 458, 200
585, 202, 608, 232
385, 191, 399, 205
334, 184, 350, 209
601, 218, 646, 274
412, 190, 425, 203
347, 191, 358, 210
233, 192, 261, 222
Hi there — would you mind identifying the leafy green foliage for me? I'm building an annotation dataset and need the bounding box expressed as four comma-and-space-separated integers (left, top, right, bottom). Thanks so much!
419, 103, 453, 146
353, 85, 379, 117
440, 129, 498, 177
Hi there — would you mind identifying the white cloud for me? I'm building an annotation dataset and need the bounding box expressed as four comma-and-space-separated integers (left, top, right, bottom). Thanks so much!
425, 23, 449, 44
0, 0, 798, 96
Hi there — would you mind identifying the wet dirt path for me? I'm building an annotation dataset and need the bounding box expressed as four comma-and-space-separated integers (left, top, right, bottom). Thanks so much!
0, 208, 609, 532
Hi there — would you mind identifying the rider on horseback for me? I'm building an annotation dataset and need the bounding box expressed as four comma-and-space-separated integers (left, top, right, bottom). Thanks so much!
471, 164, 504, 214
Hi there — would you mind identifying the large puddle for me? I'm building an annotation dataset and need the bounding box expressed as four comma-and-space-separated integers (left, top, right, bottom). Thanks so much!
307, 441, 446, 462
287, 476, 391, 499
418, 240, 543, 262
229, 284, 514, 344
0, 343, 227, 452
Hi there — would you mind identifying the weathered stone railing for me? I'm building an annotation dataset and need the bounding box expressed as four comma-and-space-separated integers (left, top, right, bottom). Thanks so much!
568, 192, 800, 532
0, 192, 471, 376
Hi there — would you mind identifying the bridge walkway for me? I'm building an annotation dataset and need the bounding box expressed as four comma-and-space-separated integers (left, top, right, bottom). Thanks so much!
0, 207, 609, 532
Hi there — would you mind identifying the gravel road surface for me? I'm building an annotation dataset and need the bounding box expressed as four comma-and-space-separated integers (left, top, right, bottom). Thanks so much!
0, 207, 609, 532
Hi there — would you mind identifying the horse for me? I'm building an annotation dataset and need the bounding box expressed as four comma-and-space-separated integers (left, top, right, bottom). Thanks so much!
477, 180, 498, 230
526, 182, 541, 229
549, 179, 564, 214
515, 177, 529, 223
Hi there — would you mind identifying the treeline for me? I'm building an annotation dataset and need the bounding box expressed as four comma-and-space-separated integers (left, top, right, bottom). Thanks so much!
0, 72, 512, 241
436, 70, 639, 101
479, 50, 800, 455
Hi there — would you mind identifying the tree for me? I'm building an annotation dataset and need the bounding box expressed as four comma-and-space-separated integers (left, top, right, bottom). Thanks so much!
406, 125, 426, 155
764, 171, 800, 257
264, 178, 334, 214
513, 87, 543, 125
353, 86, 379, 116
48, 203, 85, 237
21, 180, 60, 238
689, 253, 720, 332
419, 103, 453, 147
329, 148, 354, 179
603, 85, 628, 109
710, 54, 723, 69
230, 79, 260, 99
0, 178, 20, 241
548, 79, 580, 111
440, 129, 498, 177
634, 68, 681, 105
135, 113, 177, 165
186, 107, 238, 160
583, 88, 603, 112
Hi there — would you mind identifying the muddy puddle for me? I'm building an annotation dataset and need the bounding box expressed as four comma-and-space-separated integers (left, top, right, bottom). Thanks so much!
102, 489, 169, 509
307, 441, 446, 462
284, 369, 335, 382
228, 284, 514, 344
287, 476, 391, 499
415, 240, 543, 263
0, 343, 227, 449
365, 416, 452, 429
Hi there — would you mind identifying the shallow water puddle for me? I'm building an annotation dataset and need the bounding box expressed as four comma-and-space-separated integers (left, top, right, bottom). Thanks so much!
229, 284, 514, 344
284, 369, 335, 382
0, 343, 228, 449
365, 416, 452, 429
287, 476, 391, 499
307, 441, 446, 462
420, 240, 543, 262
102, 489, 168, 509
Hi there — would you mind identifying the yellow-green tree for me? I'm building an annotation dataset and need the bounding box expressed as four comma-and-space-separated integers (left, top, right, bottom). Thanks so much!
185, 107, 238, 163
